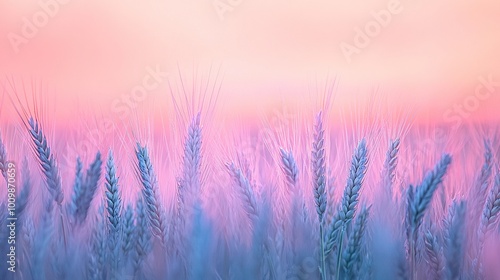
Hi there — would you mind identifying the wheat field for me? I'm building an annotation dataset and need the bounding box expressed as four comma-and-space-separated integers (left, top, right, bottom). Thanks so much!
0, 95, 499, 280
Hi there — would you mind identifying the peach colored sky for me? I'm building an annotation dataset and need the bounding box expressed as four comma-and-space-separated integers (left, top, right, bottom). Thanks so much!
0, 0, 499, 125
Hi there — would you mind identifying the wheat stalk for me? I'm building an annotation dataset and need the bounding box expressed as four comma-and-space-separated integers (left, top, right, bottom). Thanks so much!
445, 200, 466, 280
88, 204, 108, 280
133, 197, 152, 278
122, 204, 135, 257
105, 151, 122, 233
280, 147, 299, 188
475, 170, 500, 276
479, 171, 500, 240
382, 138, 400, 199
28, 117, 64, 205
70, 152, 103, 225
343, 205, 370, 279
183, 113, 202, 192
104, 151, 123, 279
227, 162, 259, 222
135, 143, 168, 246
330, 139, 368, 280
407, 154, 452, 280
424, 229, 443, 280
311, 112, 328, 280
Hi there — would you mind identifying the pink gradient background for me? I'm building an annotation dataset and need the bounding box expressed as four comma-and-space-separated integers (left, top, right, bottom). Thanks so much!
0, 0, 499, 125
1, 4, 500, 277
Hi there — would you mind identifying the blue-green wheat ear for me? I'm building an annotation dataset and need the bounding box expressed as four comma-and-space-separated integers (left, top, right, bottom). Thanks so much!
28, 117, 64, 205
479, 171, 500, 241
312, 111, 327, 222
122, 204, 135, 255
470, 140, 494, 225
183, 112, 202, 191
69, 157, 83, 217
424, 228, 444, 280
226, 162, 258, 221
88, 204, 108, 280
445, 200, 466, 280
135, 143, 167, 245
105, 151, 122, 232
339, 139, 368, 225
73, 151, 102, 224
280, 147, 299, 187
343, 205, 370, 279
133, 196, 152, 278
409, 154, 452, 232
382, 138, 400, 197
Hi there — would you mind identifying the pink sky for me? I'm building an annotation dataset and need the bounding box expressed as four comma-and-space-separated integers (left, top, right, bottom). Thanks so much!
0, 0, 499, 125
